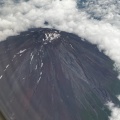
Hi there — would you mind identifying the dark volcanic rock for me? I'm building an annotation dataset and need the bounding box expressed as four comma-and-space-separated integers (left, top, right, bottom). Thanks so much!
0, 28, 120, 120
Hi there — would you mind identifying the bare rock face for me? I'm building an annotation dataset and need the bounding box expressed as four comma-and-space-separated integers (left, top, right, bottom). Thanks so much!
0, 28, 120, 120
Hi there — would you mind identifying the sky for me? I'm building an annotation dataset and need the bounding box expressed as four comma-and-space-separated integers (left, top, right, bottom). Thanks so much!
0, 0, 120, 119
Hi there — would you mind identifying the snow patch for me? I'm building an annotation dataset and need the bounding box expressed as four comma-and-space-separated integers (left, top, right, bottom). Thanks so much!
0, 75, 3, 79
41, 63, 43, 68
6, 64, 9, 68
43, 32, 60, 44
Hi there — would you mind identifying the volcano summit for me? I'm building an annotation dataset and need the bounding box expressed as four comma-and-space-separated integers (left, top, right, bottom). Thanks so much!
0, 28, 120, 120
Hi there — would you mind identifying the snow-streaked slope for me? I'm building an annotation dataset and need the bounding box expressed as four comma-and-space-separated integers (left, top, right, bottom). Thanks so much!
0, 28, 120, 120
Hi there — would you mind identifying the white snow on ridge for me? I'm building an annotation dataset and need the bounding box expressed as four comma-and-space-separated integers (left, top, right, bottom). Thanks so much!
35, 65, 38, 70
17, 49, 26, 54
37, 77, 41, 84
0, 75, 3, 79
4, 64, 9, 71
41, 62, 43, 68
6, 64, 9, 68
44, 32, 60, 43
30, 52, 34, 64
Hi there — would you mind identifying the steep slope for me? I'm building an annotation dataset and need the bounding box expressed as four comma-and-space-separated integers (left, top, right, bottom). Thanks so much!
0, 28, 120, 120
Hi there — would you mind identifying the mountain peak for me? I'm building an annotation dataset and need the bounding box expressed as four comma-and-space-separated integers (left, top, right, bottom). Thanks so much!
0, 28, 120, 120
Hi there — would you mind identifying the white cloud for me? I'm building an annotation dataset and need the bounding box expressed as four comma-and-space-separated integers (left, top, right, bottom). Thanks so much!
0, 0, 120, 119
106, 102, 120, 120
117, 95, 120, 101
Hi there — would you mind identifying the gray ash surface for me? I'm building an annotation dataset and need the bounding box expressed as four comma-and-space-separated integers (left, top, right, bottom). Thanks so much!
0, 28, 120, 120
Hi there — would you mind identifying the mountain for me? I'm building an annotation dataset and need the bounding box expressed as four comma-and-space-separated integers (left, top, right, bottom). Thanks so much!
0, 28, 120, 120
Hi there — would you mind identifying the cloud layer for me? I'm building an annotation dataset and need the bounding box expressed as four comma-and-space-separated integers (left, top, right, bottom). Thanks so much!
0, 0, 120, 119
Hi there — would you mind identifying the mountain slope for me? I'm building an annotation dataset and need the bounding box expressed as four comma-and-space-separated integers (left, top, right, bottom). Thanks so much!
0, 28, 120, 120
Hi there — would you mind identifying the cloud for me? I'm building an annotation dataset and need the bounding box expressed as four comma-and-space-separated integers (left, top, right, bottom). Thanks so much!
0, 0, 120, 119
78, 0, 120, 28
106, 102, 120, 120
